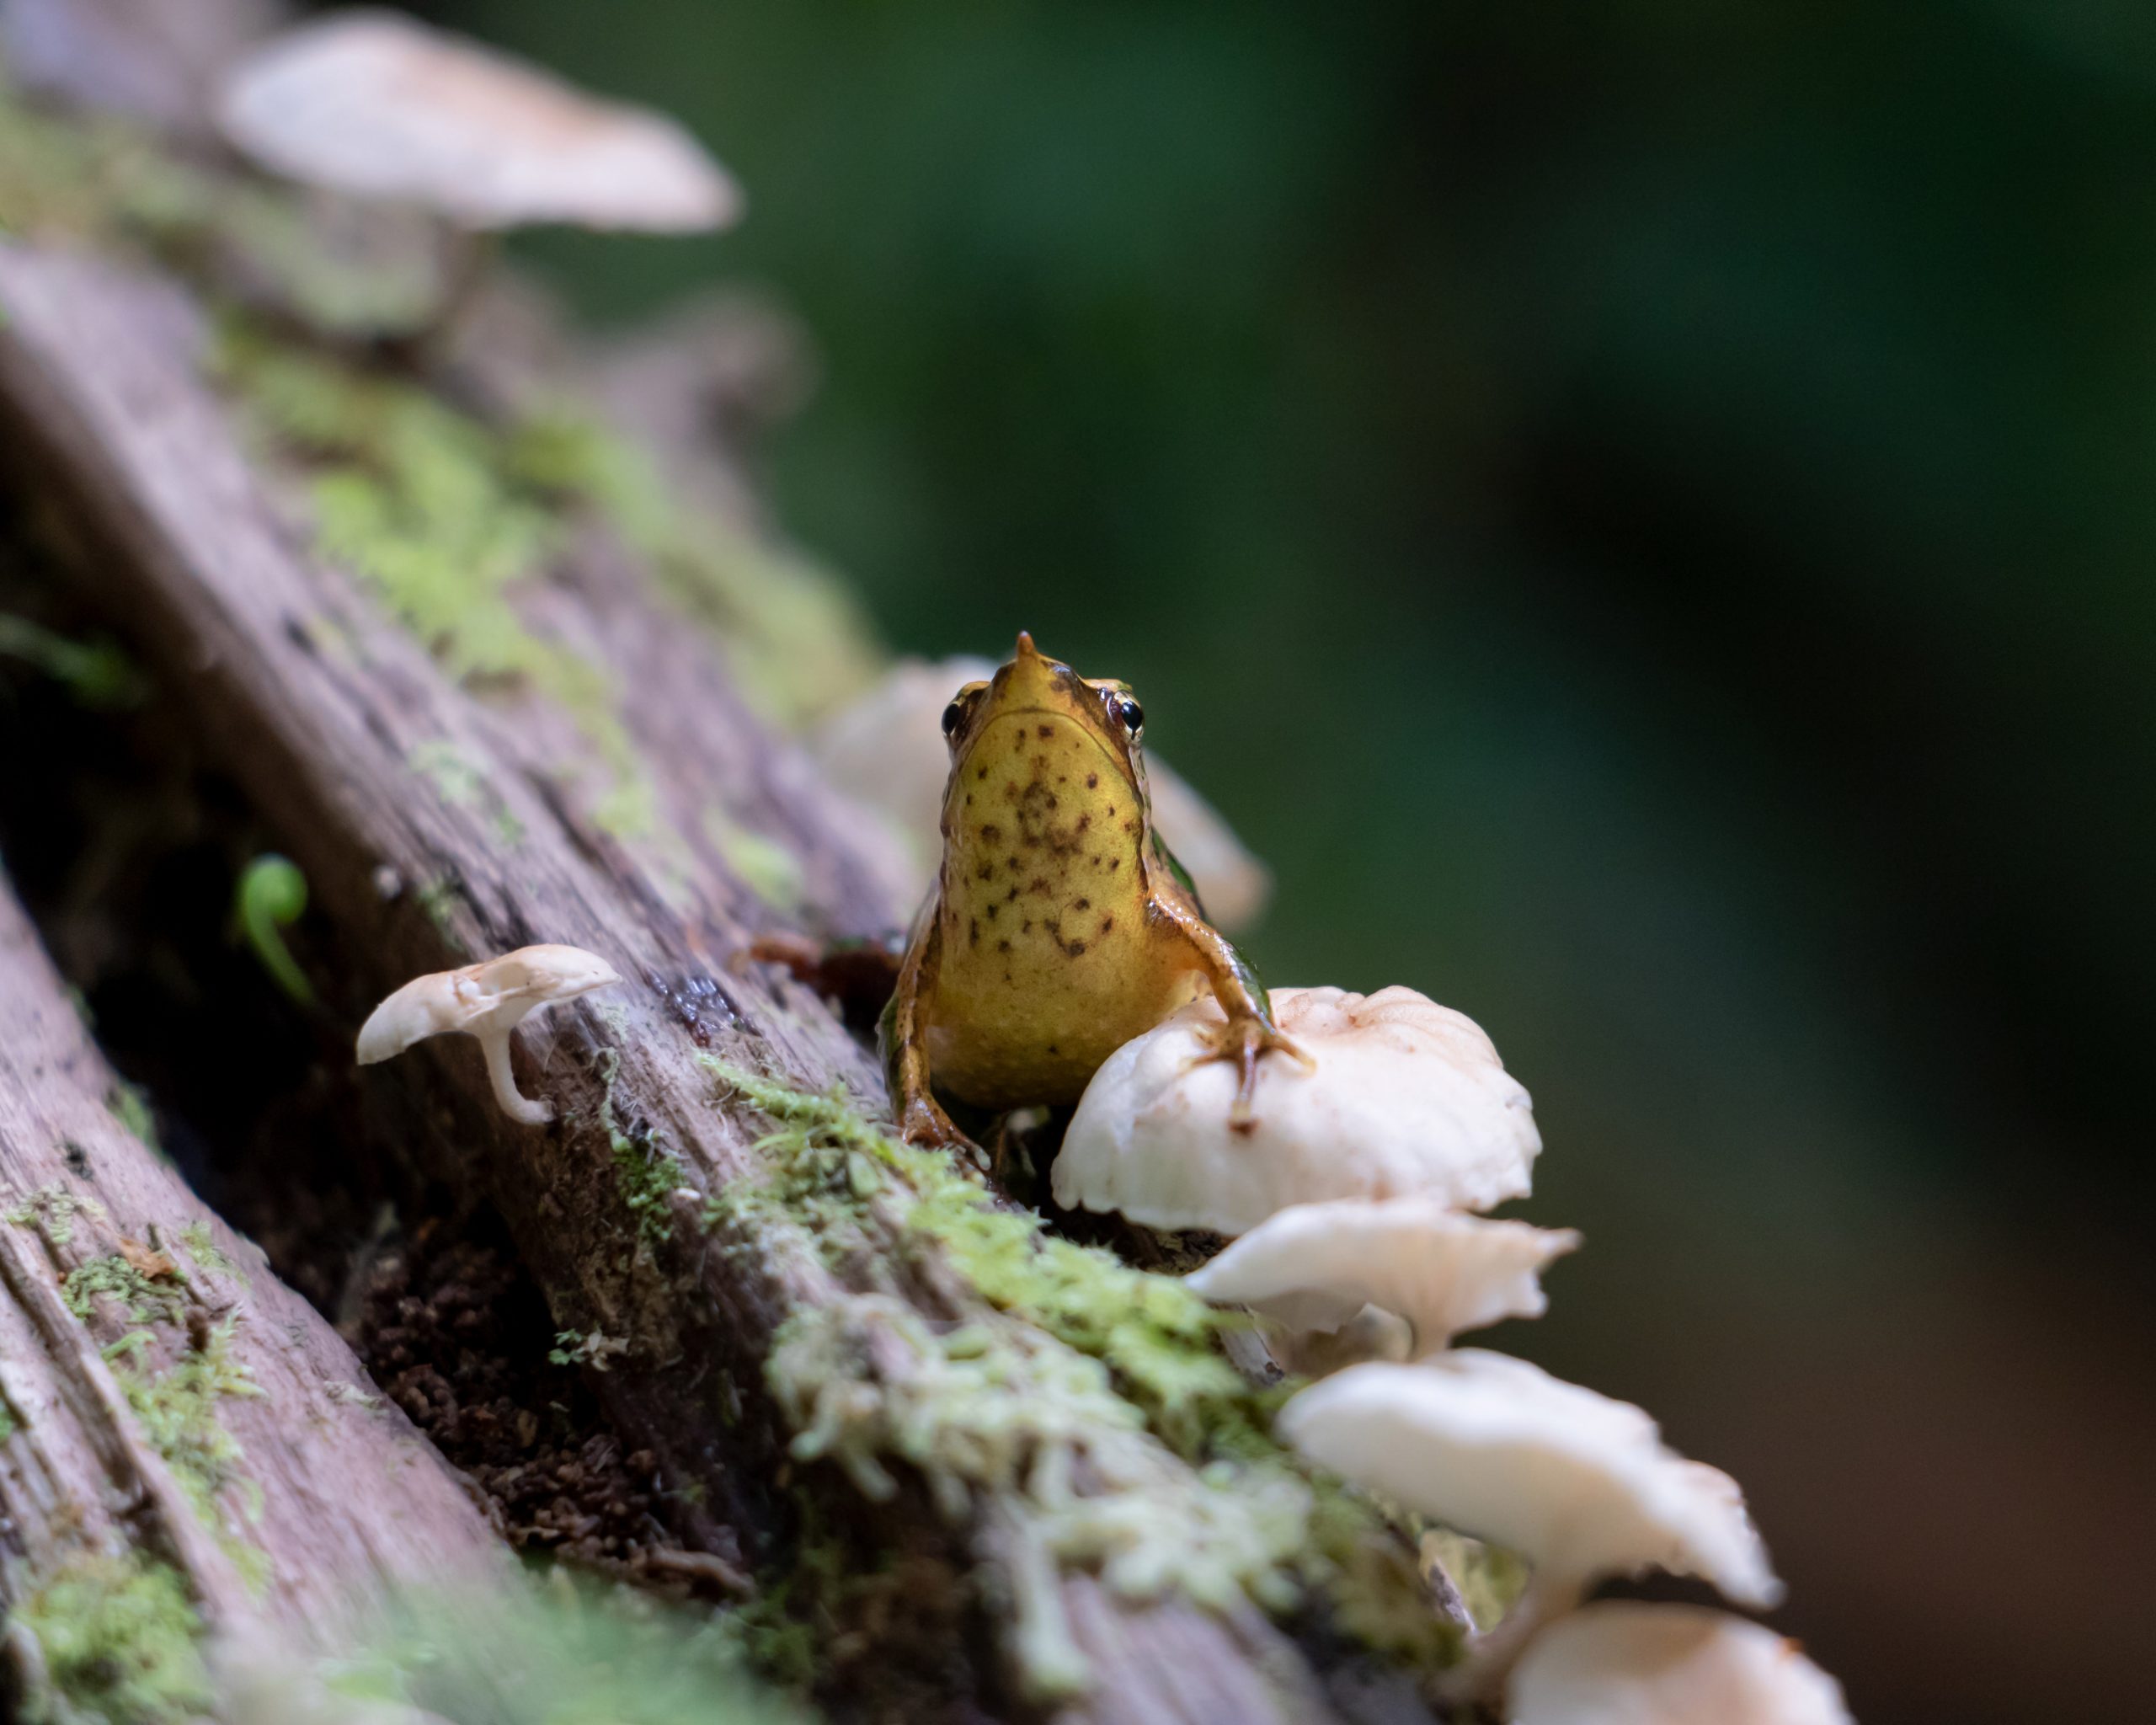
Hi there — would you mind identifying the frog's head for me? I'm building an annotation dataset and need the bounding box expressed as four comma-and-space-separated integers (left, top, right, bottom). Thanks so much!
942, 631, 1145, 773
938, 631, 1151, 841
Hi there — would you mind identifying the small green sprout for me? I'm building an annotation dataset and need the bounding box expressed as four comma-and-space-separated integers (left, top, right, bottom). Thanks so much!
234, 853, 314, 1006
0, 613, 146, 709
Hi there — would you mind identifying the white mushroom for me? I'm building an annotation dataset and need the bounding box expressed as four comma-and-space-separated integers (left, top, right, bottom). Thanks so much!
217, 10, 741, 233
1277, 1353, 1780, 1684
811, 655, 1272, 932
1186, 1199, 1579, 1355
1052, 985, 1540, 1236
1508, 1604, 1852, 1725
355, 943, 621, 1125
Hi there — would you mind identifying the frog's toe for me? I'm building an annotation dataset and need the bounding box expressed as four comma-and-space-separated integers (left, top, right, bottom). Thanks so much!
1198, 1016, 1310, 1131
899, 1094, 985, 1162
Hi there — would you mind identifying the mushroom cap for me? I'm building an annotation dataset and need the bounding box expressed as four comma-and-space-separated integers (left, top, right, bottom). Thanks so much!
217, 10, 741, 232
355, 943, 622, 1064
1185, 1199, 1579, 1354
1508, 1604, 1851, 1725
1277, 1352, 1781, 1608
811, 655, 1271, 932
1052, 986, 1541, 1236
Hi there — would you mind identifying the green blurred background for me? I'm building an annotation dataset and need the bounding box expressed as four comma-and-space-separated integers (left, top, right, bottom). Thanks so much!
422, 3, 2152, 1719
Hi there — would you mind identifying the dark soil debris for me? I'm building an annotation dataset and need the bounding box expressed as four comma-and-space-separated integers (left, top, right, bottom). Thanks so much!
345, 1217, 675, 1575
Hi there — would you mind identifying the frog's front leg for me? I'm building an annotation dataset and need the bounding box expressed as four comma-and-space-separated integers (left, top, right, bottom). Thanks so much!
879, 916, 973, 1152
1152, 899, 1311, 1131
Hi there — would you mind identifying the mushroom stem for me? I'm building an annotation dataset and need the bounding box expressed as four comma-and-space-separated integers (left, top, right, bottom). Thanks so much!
478, 1027, 552, 1126
1441, 1572, 1587, 1702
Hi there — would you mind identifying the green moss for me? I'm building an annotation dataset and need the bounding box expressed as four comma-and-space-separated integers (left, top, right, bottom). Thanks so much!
702, 809, 806, 912
6, 1185, 109, 1247
409, 740, 526, 846
104, 1315, 267, 1537
699, 1059, 1460, 1694
13, 1550, 212, 1725
504, 408, 881, 729
326, 1568, 795, 1725
175, 1222, 245, 1284
413, 873, 467, 939
212, 322, 658, 836
104, 1084, 160, 1158
596, 1049, 687, 1256
62, 1255, 182, 1327
0, 1390, 19, 1444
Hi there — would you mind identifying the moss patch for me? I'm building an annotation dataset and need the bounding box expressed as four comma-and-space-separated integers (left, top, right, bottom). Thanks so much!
103, 1315, 268, 1567
699, 1059, 1461, 1695
12, 1550, 212, 1725
505, 408, 880, 729
103, 1083, 160, 1158
61, 1254, 182, 1327
595, 1049, 688, 1258
6, 1185, 108, 1247
174, 1221, 245, 1284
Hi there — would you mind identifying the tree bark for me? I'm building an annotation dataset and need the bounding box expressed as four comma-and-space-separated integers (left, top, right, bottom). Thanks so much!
0, 859, 508, 1696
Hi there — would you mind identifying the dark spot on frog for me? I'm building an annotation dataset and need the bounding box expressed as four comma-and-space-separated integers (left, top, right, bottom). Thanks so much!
1037, 724, 1054, 738
1006, 884, 1020, 902
980, 824, 1001, 844
1022, 919, 1033, 933
1027, 878, 1049, 896
1100, 915, 1115, 936
1122, 820, 1137, 835
1047, 1044, 1059, 1055
1109, 857, 1121, 872
1076, 814, 1091, 834
1067, 940, 1087, 957
977, 766, 988, 781
1107, 804, 1117, 817
986, 904, 999, 921
1075, 898, 1091, 911
1086, 772, 1098, 789
969, 917, 979, 947
998, 938, 1011, 953
976, 861, 994, 882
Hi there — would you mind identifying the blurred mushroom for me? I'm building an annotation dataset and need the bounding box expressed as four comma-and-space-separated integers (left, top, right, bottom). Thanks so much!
219, 10, 739, 230
812, 654, 1272, 932
1186, 1198, 1579, 1356
1277, 1352, 1780, 1690
1508, 1603, 1852, 1725
1051, 985, 1540, 1236
355, 943, 620, 1125
216, 9, 739, 333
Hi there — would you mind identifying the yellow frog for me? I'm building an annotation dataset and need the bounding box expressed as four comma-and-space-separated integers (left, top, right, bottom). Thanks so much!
884, 632, 1304, 1149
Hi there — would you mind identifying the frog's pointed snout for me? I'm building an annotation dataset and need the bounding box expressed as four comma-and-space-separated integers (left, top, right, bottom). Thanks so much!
1015, 629, 1039, 660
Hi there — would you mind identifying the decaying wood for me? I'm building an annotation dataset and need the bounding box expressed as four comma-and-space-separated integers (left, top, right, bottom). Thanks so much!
0, 863, 505, 1653
0, 238, 1435, 1723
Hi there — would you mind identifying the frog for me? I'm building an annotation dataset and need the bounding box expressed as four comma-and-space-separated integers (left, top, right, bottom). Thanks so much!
882, 631, 1305, 1150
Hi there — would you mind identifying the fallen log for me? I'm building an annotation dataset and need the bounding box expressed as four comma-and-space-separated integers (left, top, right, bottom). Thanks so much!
0, 862, 505, 1716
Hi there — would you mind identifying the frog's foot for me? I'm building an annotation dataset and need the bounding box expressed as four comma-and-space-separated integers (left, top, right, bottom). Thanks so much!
899, 1092, 987, 1166
1195, 1013, 1313, 1135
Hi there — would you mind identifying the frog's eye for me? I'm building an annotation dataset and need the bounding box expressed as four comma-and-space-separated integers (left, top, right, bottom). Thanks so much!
941, 699, 966, 738
1111, 694, 1144, 738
